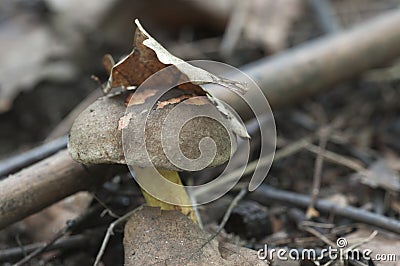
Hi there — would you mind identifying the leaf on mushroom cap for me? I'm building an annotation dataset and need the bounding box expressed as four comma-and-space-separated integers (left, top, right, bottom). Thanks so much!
104, 19, 250, 139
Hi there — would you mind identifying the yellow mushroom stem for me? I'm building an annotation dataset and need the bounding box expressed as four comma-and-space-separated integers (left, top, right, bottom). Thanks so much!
139, 169, 197, 223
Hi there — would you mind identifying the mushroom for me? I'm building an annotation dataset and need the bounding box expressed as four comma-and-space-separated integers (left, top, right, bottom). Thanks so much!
67, 19, 252, 265
68, 89, 236, 222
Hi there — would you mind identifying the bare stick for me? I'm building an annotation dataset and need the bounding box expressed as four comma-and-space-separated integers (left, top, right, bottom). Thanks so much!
216, 187, 247, 234
212, 9, 400, 119
94, 207, 142, 266
219, 0, 249, 57
188, 188, 247, 262
302, 226, 337, 247
0, 235, 88, 262
249, 185, 400, 234
0, 149, 124, 229
14, 226, 70, 266
0, 136, 67, 178
193, 136, 313, 198
305, 144, 365, 172
307, 126, 330, 218
11, 205, 103, 265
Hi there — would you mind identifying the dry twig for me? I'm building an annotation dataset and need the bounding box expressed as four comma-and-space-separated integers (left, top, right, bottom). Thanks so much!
307, 125, 330, 218
0, 150, 125, 229
0, 136, 67, 178
250, 185, 400, 234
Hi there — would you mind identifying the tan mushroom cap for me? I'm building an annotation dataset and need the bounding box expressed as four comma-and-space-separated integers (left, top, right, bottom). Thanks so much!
68, 92, 236, 171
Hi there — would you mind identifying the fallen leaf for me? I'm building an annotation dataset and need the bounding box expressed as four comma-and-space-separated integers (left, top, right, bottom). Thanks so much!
124, 206, 268, 265
102, 54, 115, 74
22, 192, 92, 241
352, 159, 400, 192
104, 20, 249, 138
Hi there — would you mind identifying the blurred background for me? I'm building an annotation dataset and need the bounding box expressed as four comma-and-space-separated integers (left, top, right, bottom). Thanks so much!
1, 0, 400, 265
1, 0, 399, 155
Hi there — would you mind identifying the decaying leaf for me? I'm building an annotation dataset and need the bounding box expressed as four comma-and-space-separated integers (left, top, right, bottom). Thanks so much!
124, 206, 268, 266
352, 159, 400, 192
102, 54, 115, 74
22, 192, 92, 242
104, 19, 249, 138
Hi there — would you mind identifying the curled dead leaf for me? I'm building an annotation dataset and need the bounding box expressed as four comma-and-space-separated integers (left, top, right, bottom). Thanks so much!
103, 19, 249, 138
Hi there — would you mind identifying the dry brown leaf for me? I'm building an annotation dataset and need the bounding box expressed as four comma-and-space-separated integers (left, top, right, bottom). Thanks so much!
105, 20, 249, 138
102, 54, 115, 74
352, 159, 400, 192
22, 192, 92, 242
124, 206, 268, 266
104, 21, 205, 96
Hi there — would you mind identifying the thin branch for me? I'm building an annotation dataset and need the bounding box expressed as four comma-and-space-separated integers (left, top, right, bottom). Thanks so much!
93, 207, 142, 266
216, 187, 247, 234
14, 227, 71, 266
216, 10, 400, 119
10, 205, 102, 265
0, 150, 125, 229
0, 136, 67, 178
187, 177, 204, 230
0, 235, 88, 262
219, 0, 249, 57
193, 136, 313, 199
345, 230, 377, 251
188, 188, 247, 262
249, 185, 400, 234
305, 144, 365, 172
307, 126, 330, 218
301, 226, 337, 247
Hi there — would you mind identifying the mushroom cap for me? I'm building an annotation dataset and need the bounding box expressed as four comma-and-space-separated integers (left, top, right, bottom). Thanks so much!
68, 92, 236, 171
